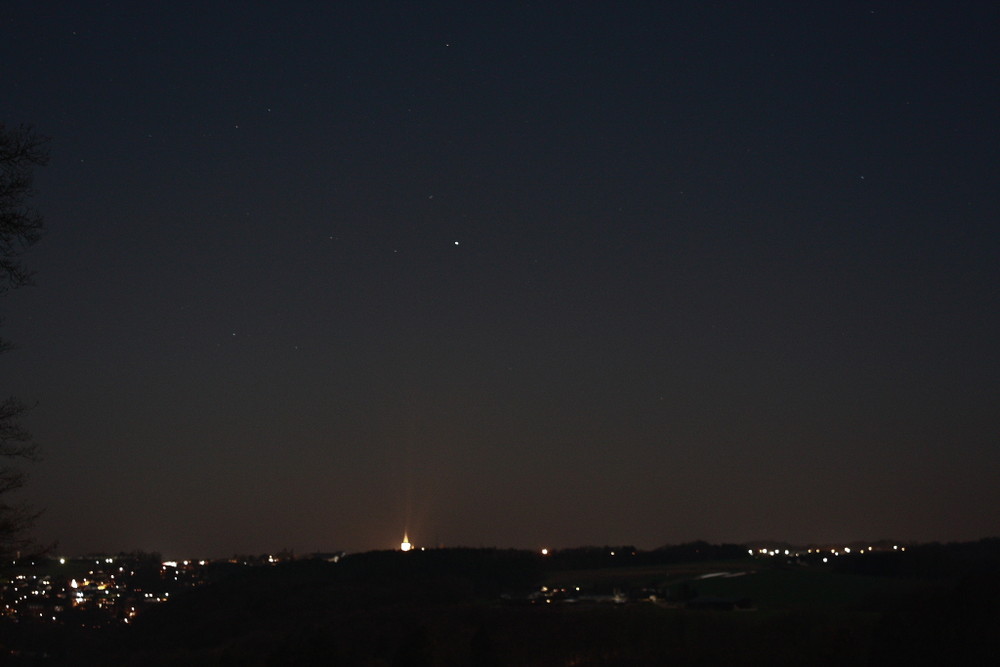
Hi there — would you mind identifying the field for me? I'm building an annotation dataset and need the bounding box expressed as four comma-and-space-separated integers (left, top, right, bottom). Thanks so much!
5, 545, 998, 665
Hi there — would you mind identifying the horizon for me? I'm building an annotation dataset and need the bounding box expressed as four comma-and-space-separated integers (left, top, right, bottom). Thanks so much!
34, 533, 995, 563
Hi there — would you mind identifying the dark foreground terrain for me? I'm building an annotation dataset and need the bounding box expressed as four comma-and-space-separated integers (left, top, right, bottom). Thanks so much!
3, 540, 999, 666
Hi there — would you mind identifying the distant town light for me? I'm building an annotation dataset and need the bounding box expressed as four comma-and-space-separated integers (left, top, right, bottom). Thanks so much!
541, 548, 549, 556
400, 534, 412, 552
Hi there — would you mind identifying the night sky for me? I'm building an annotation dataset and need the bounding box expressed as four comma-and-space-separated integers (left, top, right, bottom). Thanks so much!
4, 1, 998, 558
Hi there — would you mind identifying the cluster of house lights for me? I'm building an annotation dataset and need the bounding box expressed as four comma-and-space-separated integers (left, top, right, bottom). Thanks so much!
751, 545, 906, 563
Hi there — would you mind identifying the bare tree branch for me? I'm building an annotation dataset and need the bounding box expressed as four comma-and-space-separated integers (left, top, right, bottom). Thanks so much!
0, 122, 49, 556
0, 123, 48, 294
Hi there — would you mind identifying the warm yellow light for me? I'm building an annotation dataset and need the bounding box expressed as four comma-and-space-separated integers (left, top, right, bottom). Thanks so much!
541, 548, 549, 556
400, 534, 412, 552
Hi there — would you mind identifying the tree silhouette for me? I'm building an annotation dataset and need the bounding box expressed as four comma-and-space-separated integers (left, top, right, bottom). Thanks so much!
0, 123, 48, 556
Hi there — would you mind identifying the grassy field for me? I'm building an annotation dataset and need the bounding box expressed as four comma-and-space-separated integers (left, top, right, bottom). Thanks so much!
543, 558, 936, 612
689, 566, 929, 611
543, 559, 752, 588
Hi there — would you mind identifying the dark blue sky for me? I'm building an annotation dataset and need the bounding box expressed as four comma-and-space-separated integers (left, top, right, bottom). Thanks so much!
3, 1, 998, 557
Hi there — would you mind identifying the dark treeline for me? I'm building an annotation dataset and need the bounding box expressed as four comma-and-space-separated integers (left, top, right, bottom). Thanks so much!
546, 541, 750, 570
831, 537, 1000, 578
336, 547, 545, 598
